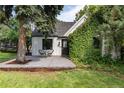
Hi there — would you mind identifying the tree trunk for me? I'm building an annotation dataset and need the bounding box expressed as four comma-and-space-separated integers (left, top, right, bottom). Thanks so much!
101, 36, 105, 57
16, 17, 26, 63
111, 35, 121, 60
111, 44, 117, 59
101, 36, 108, 57
111, 44, 121, 60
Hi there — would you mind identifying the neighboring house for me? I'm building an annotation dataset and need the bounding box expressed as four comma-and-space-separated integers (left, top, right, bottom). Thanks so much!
32, 15, 87, 56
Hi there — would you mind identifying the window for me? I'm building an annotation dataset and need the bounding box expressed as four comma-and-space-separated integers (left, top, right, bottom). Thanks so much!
62, 39, 68, 48
42, 39, 53, 50
93, 37, 100, 48
63, 41, 67, 48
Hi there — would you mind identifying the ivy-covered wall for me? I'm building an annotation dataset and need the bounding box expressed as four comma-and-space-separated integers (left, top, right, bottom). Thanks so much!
69, 6, 124, 65
68, 18, 99, 64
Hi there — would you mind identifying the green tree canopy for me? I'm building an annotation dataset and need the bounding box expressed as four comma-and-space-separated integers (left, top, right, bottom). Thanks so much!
0, 5, 63, 63
74, 5, 124, 60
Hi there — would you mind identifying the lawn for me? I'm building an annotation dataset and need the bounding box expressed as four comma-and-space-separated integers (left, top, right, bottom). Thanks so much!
0, 52, 16, 63
0, 52, 124, 88
0, 67, 124, 88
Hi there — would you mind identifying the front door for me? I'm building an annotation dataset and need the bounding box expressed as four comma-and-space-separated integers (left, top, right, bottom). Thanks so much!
62, 39, 69, 56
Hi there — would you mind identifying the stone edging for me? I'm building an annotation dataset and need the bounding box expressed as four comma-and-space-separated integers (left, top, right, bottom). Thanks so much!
2, 59, 16, 64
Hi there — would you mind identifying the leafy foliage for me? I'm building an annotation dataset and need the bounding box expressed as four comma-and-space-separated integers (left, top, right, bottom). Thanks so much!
0, 5, 64, 36
69, 17, 96, 64
0, 18, 19, 43
0, 5, 63, 62
69, 5, 124, 66
0, 5, 13, 24
69, 5, 103, 64
0, 24, 12, 41
75, 6, 88, 21
14, 5, 63, 33
95, 6, 124, 59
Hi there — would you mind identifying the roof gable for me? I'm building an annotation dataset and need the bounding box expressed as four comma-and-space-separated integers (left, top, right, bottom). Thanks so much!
54, 20, 75, 36
32, 20, 75, 37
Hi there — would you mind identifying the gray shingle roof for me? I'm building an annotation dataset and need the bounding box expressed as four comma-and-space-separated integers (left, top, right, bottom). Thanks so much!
32, 20, 75, 37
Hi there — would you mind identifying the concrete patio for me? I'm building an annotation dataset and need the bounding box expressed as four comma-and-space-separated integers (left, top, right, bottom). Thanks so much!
0, 56, 76, 71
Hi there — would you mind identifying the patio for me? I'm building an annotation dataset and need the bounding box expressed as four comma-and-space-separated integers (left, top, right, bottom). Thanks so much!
0, 56, 76, 71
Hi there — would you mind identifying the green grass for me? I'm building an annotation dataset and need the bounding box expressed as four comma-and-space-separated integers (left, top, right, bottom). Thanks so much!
0, 67, 124, 88
0, 52, 16, 63
0, 52, 124, 88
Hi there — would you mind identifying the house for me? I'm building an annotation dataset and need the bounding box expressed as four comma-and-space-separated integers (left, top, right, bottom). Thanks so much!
32, 15, 87, 56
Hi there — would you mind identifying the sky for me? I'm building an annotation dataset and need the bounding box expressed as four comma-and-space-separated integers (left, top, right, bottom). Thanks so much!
57, 5, 85, 22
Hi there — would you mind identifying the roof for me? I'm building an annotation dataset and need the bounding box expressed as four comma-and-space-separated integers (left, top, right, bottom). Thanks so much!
32, 20, 75, 37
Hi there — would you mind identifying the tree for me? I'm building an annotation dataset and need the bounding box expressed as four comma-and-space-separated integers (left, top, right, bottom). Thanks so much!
0, 6, 15, 48
75, 5, 88, 21
0, 24, 12, 42
75, 5, 124, 60
96, 6, 124, 59
0, 5, 63, 63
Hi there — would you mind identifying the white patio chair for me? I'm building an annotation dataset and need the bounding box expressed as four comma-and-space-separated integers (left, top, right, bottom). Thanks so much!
39, 49, 46, 56
47, 50, 54, 56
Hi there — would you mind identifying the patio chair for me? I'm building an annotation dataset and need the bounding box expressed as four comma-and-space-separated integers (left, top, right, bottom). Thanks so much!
39, 49, 46, 56
47, 50, 54, 56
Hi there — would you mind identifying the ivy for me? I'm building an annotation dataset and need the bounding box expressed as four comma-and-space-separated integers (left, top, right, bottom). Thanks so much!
68, 6, 124, 65
68, 18, 96, 64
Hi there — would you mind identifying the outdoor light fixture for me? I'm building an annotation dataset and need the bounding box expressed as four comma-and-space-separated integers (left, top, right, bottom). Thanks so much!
58, 42, 60, 47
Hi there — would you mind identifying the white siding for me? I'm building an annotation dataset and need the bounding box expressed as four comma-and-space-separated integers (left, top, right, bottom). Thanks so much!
52, 37, 62, 56
32, 37, 62, 56
32, 37, 42, 56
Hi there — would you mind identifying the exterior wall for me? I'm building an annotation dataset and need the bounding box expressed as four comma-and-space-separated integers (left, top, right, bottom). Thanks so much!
32, 37, 62, 56
52, 37, 62, 56
32, 37, 42, 56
